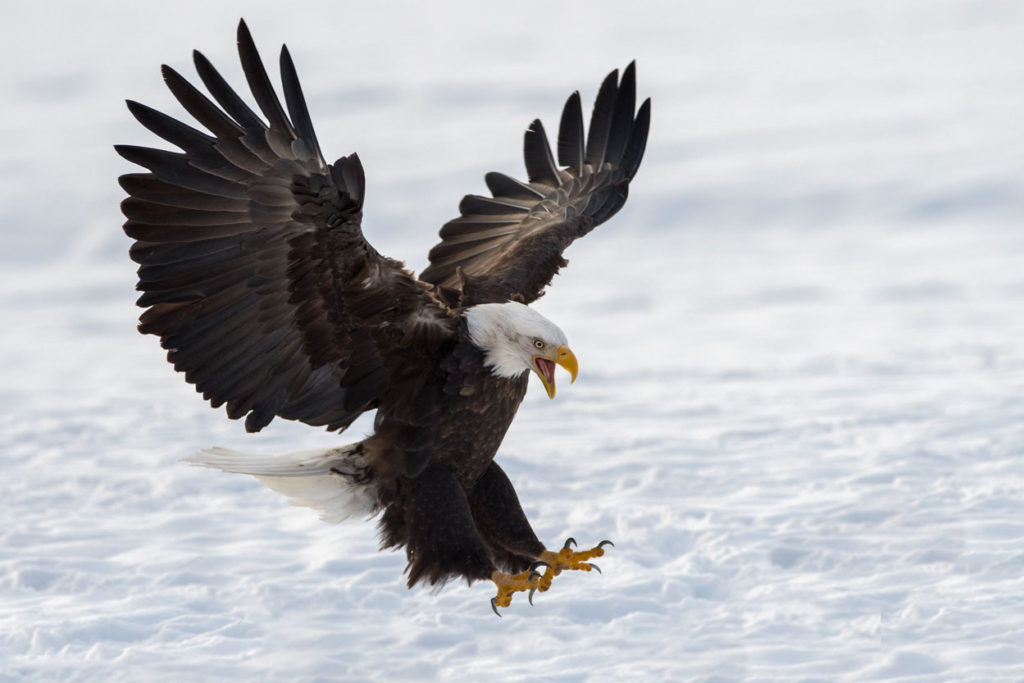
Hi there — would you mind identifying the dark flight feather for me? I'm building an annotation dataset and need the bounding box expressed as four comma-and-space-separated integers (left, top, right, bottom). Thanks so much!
161, 64, 246, 141
236, 20, 296, 142
620, 98, 651, 179
523, 120, 561, 186
556, 92, 585, 172
119, 174, 249, 212
280, 45, 324, 163
583, 69, 619, 167
604, 62, 636, 166
484, 172, 544, 201
191, 51, 260, 130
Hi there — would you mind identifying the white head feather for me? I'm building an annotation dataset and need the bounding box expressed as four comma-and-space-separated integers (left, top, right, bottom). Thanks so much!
465, 302, 569, 379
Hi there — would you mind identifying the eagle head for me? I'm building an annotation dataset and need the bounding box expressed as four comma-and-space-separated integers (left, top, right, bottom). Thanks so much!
465, 302, 579, 398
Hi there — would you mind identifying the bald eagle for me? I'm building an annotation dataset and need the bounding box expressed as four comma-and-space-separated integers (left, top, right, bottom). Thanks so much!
117, 20, 649, 614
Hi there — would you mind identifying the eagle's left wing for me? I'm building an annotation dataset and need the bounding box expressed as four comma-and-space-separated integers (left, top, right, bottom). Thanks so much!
418, 64, 650, 306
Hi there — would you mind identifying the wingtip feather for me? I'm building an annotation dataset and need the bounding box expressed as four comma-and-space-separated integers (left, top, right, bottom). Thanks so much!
604, 62, 637, 166
557, 91, 584, 172
523, 119, 560, 186
620, 97, 651, 179
279, 43, 324, 163
584, 68, 619, 167
237, 18, 253, 46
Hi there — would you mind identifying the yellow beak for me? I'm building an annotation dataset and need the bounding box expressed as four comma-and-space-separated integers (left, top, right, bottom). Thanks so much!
533, 345, 579, 399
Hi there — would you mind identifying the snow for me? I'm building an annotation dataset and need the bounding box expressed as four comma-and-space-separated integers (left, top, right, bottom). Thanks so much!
3, 0, 1024, 680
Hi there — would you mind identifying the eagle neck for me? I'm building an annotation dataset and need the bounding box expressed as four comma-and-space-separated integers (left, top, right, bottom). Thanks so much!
464, 303, 531, 379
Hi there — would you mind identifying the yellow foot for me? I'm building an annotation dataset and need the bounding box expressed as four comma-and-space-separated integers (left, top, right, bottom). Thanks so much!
535, 537, 614, 595
490, 562, 546, 617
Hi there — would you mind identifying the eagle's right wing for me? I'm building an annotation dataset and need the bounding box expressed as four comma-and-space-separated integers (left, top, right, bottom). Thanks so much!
117, 20, 455, 433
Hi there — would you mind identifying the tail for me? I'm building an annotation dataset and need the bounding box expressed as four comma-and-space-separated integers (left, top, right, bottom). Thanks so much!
184, 443, 378, 523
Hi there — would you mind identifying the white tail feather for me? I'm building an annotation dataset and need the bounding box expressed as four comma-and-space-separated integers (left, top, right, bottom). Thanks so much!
184, 445, 377, 524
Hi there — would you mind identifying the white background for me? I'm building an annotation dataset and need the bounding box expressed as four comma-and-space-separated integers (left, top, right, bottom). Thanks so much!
2, 1, 1024, 680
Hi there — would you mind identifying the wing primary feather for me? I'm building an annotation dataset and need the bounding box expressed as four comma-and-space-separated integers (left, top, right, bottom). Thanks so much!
584, 69, 619, 167
484, 171, 544, 201
121, 197, 244, 225
604, 61, 636, 166
161, 65, 245, 140
523, 119, 561, 186
458, 194, 530, 216
118, 174, 247, 210
444, 214, 523, 226
126, 99, 215, 150
279, 45, 325, 164
115, 145, 248, 198
439, 219, 517, 239
620, 97, 651, 180
431, 224, 518, 246
427, 239, 504, 267
191, 50, 265, 132
125, 101, 252, 182
235, 20, 296, 140
556, 91, 584, 172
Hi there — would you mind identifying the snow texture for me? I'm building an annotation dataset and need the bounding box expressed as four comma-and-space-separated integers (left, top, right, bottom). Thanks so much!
3, 1, 1024, 680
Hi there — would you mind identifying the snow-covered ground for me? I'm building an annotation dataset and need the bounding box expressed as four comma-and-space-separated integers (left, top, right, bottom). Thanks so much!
3, 1, 1024, 680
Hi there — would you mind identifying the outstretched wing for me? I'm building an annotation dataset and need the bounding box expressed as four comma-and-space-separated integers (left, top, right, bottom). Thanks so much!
419, 63, 650, 306
117, 20, 455, 433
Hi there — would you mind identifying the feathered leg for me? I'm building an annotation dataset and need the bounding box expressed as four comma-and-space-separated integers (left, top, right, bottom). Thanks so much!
380, 462, 495, 587
379, 461, 544, 614
467, 461, 611, 612
466, 461, 545, 572
461, 461, 552, 614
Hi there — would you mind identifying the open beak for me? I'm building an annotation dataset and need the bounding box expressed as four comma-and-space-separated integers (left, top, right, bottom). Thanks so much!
532, 345, 579, 399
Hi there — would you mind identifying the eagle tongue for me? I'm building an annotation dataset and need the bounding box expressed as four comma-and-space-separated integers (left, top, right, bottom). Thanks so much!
535, 357, 555, 385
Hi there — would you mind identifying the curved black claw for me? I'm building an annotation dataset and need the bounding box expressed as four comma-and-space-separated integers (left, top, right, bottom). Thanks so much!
491, 597, 502, 618
563, 537, 578, 550
528, 560, 550, 582
528, 587, 537, 605
589, 563, 602, 574
598, 540, 615, 549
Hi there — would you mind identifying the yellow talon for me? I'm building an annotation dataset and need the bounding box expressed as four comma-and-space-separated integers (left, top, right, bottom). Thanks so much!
535, 538, 613, 594
488, 540, 612, 613
490, 565, 544, 616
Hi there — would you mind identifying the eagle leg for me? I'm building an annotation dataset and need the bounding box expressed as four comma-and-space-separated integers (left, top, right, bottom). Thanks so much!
381, 462, 498, 587
467, 462, 546, 573
534, 538, 614, 596
490, 561, 548, 616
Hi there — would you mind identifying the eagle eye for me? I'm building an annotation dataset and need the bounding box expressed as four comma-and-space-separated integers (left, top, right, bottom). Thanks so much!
533, 339, 545, 349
